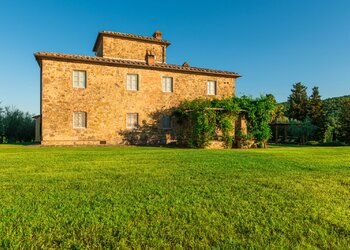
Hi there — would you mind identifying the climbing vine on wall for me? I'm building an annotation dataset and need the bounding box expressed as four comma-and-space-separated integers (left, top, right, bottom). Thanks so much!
238, 95, 276, 148
174, 99, 219, 147
174, 95, 276, 148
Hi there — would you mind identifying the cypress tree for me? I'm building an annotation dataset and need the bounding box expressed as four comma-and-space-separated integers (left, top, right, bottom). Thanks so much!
340, 100, 350, 143
308, 86, 326, 141
287, 82, 308, 121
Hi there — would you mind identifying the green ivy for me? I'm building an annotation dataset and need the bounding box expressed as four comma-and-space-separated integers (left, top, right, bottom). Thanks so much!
238, 95, 276, 148
174, 95, 276, 148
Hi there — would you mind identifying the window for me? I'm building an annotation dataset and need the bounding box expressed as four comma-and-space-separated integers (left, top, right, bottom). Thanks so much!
73, 112, 87, 128
207, 81, 216, 95
126, 113, 138, 129
127, 74, 139, 91
162, 77, 173, 92
162, 116, 172, 129
73, 70, 86, 88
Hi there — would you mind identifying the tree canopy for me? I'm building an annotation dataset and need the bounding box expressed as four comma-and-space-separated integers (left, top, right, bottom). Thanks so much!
339, 99, 350, 143
287, 82, 308, 121
308, 87, 326, 140
0, 105, 35, 143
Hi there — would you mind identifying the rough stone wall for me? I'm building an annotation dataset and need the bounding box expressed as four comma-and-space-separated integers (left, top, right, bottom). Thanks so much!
34, 117, 41, 142
41, 59, 236, 145
101, 36, 166, 63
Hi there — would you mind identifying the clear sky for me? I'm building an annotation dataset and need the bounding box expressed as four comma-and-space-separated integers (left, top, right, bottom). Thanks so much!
0, 0, 349, 114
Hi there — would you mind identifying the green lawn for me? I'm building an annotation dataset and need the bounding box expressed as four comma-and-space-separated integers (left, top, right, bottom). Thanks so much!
0, 145, 349, 249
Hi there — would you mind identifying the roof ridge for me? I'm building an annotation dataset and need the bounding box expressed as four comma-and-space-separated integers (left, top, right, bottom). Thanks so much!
34, 52, 241, 78
100, 30, 170, 42
93, 30, 171, 51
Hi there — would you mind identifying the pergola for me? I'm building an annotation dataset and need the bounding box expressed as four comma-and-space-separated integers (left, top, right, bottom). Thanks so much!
269, 122, 304, 144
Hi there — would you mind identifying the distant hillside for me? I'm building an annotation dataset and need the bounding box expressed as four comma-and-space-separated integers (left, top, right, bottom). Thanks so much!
278, 94, 349, 126
323, 95, 350, 102
279, 95, 350, 112
323, 95, 350, 124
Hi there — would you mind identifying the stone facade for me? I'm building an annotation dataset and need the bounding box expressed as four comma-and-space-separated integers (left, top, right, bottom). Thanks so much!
97, 36, 166, 63
35, 30, 240, 146
93, 31, 169, 63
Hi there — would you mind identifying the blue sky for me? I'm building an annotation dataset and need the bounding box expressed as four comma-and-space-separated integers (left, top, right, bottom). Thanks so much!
0, 0, 349, 114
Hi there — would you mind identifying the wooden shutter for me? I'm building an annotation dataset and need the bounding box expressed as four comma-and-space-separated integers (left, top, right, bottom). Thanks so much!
163, 77, 173, 92
162, 77, 166, 92
133, 75, 138, 90
127, 75, 131, 90
127, 113, 138, 129
73, 112, 87, 128
73, 71, 78, 87
80, 71, 86, 88
133, 113, 138, 128
207, 81, 216, 95
167, 78, 173, 92
127, 74, 138, 90
73, 71, 86, 88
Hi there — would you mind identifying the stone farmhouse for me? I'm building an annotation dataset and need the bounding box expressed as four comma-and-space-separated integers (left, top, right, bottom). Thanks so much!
34, 30, 241, 145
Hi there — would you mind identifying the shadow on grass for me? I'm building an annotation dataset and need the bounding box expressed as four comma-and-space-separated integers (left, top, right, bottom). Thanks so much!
268, 142, 348, 148
0, 142, 38, 146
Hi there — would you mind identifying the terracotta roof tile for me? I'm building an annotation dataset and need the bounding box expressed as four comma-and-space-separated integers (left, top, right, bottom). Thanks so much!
34, 52, 241, 78
93, 31, 171, 51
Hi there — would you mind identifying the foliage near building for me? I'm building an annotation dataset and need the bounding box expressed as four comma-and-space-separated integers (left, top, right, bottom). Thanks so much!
174, 95, 276, 148
0, 104, 35, 143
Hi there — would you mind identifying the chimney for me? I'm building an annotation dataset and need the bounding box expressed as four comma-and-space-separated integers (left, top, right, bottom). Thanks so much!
153, 30, 163, 40
146, 50, 155, 65
182, 61, 190, 67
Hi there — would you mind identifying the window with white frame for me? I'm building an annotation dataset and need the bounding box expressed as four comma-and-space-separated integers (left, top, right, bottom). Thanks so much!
73, 70, 86, 88
126, 113, 138, 129
162, 116, 172, 129
207, 81, 216, 95
127, 74, 139, 91
162, 77, 173, 92
73, 112, 87, 128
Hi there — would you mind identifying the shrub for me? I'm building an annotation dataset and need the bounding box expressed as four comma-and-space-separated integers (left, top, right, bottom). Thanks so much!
174, 95, 276, 148
305, 141, 319, 145
0, 106, 35, 143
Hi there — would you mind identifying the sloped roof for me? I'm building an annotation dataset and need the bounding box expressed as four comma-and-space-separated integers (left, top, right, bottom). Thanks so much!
34, 52, 241, 78
93, 31, 171, 52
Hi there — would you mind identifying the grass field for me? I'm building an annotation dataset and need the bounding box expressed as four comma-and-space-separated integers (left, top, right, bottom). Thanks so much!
0, 145, 349, 249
